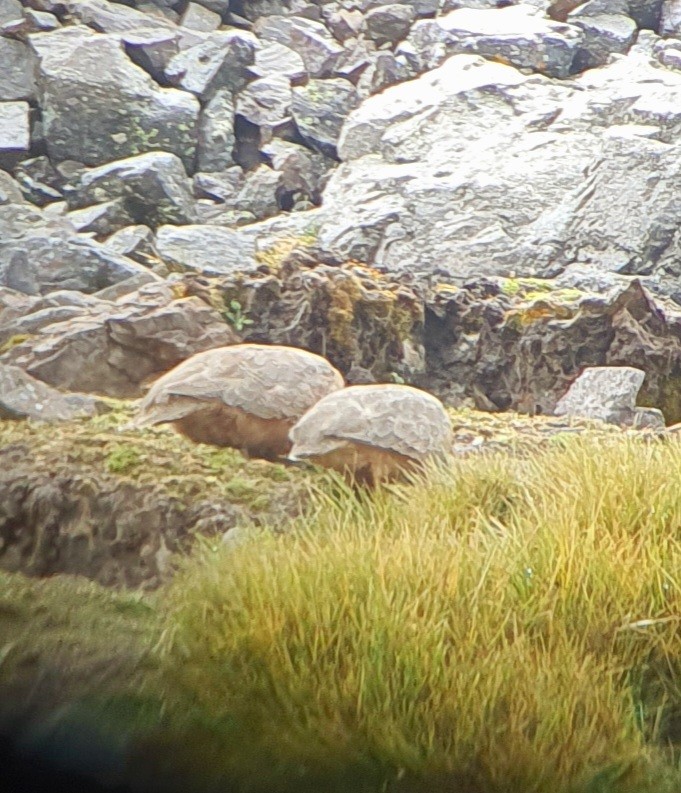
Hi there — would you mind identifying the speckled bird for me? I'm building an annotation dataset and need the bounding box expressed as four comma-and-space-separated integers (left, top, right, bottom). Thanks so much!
288, 384, 453, 485
133, 344, 344, 461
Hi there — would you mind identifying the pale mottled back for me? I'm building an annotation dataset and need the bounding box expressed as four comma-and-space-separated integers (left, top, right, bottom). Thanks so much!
289, 384, 453, 462
136, 344, 344, 426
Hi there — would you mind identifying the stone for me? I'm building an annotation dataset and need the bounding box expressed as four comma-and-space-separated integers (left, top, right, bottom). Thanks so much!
30, 27, 199, 170
66, 200, 132, 238
292, 78, 360, 159
254, 15, 344, 78
234, 164, 281, 220
435, 6, 583, 79
155, 224, 256, 275
0, 0, 20, 24
261, 139, 329, 207
235, 75, 292, 130
1, 283, 238, 397
324, 9, 363, 43
164, 30, 257, 101
0, 8, 60, 38
304, 52, 681, 289
627, 0, 663, 28
0, 172, 26, 205
193, 167, 244, 202
122, 28, 182, 82
356, 51, 413, 96
180, 2, 221, 31
197, 88, 236, 173
569, 13, 637, 70
660, 0, 681, 34
0, 39, 36, 101
553, 365, 664, 427
362, 3, 415, 47
0, 204, 151, 295
12, 155, 67, 207
103, 225, 157, 266
0, 101, 29, 164
0, 363, 103, 421
250, 40, 307, 85
654, 36, 681, 68
68, 152, 198, 228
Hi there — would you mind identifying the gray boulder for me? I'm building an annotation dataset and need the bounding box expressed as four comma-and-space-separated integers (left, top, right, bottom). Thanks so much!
0, 204, 150, 295
0, 0, 21, 24
68, 152, 198, 228
164, 30, 257, 101
0, 363, 103, 421
0, 172, 26, 205
197, 88, 236, 173
235, 75, 292, 130
250, 40, 307, 85
155, 224, 256, 275
179, 2, 221, 31
305, 52, 681, 291
0, 283, 238, 397
435, 6, 583, 78
0, 39, 36, 101
569, 14, 637, 68
292, 78, 360, 159
660, 0, 681, 34
254, 15, 344, 77
103, 225, 158, 266
362, 3, 415, 47
30, 27, 199, 170
554, 366, 665, 428
0, 101, 29, 165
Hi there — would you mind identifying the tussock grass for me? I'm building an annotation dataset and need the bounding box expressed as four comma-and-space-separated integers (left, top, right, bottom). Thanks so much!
159, 435, 681, 793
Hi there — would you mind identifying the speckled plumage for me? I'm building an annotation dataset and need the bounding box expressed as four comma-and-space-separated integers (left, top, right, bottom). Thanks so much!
288, 384, 453, 483
133, 344, 344, 459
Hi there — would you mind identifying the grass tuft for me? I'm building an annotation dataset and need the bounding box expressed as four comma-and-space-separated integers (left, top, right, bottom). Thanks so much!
156, 435, 681, 793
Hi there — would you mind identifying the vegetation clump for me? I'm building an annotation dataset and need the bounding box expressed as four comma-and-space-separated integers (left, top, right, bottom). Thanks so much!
3, 427, 681, 793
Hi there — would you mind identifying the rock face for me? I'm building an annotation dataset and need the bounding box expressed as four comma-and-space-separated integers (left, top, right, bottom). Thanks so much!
311, 51, 681, 297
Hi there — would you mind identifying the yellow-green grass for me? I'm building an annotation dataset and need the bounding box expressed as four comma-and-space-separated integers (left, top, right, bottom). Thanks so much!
156, 435, 681, 793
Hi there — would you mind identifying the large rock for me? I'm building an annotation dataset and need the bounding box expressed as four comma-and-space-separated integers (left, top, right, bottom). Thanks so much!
197, 87, 236, 172
362, 3, 415, 46
308, 52, 681, 293
164, 30, 257, 101
0, 39, 36, 101
0, 363, 102, 421
0, 101, 29, 165
29, 27, 200, 170
0, 205, 151, 295
68, 152, 198, 228
155, 225, 256, 275
291, 78, 360, 159
568, 13, 637, 69
0, 282, 238, 397
401, 6, 583, 78
254, 15, 344, 78
660, 0, 681, 34
553, 365, 665, 427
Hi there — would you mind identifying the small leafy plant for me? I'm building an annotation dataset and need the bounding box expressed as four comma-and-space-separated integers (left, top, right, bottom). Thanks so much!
222, 299, 254, 332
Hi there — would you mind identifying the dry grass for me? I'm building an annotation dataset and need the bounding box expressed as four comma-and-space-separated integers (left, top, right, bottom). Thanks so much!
157, 434, 681, 793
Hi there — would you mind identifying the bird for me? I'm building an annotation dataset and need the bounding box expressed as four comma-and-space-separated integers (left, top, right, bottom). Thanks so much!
288, 384, 453, 485
132, 344, 344, 461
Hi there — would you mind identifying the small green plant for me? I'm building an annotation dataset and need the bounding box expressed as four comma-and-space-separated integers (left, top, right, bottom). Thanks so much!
105, 444, 143, 475
389, 371, 405, 384
222, 300, 254, 332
